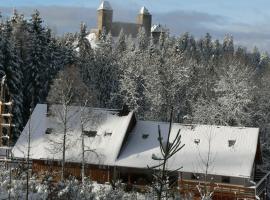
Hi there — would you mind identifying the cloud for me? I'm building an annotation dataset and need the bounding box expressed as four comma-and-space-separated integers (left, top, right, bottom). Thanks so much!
0, 6, 97, 34
1, 5, 270, 52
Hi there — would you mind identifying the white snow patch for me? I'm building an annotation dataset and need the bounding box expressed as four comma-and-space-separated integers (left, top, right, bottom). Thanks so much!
140, 6, 150, 15
151, 24, 165, 33
12, 104, 134, 166
98, 1, 112, 11
116, 121, 259, 179
86, 32, 99, 49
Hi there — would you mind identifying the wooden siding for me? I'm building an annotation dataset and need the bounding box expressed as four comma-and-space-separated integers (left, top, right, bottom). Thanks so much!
180, 179, 256, 200
32, 160, 113, 183
32, 160, 266, 200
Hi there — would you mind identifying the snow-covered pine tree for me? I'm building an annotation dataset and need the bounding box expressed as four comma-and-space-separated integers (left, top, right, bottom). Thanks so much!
200, 33, 213, 63
10, 10, 34, 126
192, 60, 255, 126
222, 34, 234, 58
148, 108, 185, 200
77, 23, 95, 88
118, 44, 147, 117
1, 19, 24, 139
60, 33, 77, 66
26, 10, 49, 107
93, 31, 119, 108
144, 33, 192, 121
114, 29, 126, 55
0, 22, 5, 75
137, 27, 149, 51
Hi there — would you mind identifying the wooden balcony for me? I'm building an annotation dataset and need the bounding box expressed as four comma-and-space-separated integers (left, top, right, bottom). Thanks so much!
179, 179, 256, 200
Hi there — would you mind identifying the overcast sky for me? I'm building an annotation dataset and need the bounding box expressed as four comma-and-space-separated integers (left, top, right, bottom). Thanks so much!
1, 0, 270, 52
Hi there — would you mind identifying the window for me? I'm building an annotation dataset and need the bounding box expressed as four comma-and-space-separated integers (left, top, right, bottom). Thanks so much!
194, 139, 200, 145
104, 131, 112, 136
98, 165, 107, 169
83, 130, 97, 137
45, 128, 53, 134
191, 173, 198, 180
142, 134, 149, 139
228, 140, 236, 147
221, 176, 230, 183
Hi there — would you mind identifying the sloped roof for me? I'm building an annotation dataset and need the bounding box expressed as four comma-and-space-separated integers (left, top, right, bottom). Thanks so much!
12, 104, 134, 165
140, 6, 150, 15
12, 104, 260, 179
116, 121, 259, 178
98, 1, 112, 11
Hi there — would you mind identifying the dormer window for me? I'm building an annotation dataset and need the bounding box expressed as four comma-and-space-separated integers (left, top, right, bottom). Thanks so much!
83, 130, 97, 137
228, 140, 236, 147
194, 139, 200, 145
104, 131, 112, 136
45, 128, 53, 134
142, 134, 149, 139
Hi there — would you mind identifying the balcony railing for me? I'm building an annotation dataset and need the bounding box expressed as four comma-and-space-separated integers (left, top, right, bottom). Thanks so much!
256, 171, 270, 198
179, 179, 256, 199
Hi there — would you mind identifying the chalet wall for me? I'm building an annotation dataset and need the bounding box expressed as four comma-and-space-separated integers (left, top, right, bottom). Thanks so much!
33, 160, 251, 187
181, 172, 247, 186
32, 160, 154, 184
180, 179, 256, 200
32, 160, 259, 199
32, 160, 113, 183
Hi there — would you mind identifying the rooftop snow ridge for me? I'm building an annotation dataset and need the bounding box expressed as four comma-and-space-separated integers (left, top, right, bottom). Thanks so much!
151, 24, 165, 32
98, 1, 112, 11
140, 6, 150, 15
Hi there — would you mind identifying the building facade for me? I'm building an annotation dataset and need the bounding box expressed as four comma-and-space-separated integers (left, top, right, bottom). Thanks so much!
12, 104, 270, 199
92, 1, 157, 38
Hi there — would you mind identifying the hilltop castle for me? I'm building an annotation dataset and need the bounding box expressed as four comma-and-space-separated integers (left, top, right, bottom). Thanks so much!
91, 1, 165, 39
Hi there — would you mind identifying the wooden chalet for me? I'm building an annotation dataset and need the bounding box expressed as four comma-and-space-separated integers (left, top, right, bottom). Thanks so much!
12, 104, 270, 199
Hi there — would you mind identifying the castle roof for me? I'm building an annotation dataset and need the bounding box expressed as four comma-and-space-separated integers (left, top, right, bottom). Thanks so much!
151, 24, 166, 33
98, 1, 112, 11
140, 6, 150, 15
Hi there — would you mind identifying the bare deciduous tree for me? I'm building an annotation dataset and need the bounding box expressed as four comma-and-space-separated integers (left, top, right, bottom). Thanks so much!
47, 65, 95, 181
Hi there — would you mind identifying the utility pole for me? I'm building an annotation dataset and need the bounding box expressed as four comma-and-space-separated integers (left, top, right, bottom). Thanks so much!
26, 108, 32, 200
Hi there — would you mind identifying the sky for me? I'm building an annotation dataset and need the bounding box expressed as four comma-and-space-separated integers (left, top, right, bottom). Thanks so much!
1, 0, 270, 52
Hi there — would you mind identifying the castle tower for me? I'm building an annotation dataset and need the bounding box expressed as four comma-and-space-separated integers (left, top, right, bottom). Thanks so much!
151, 24, 166, 44
137, 6, 152, 36
97, 1, 113, 34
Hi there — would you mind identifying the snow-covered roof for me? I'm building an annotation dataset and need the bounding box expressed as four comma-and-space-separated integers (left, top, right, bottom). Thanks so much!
12, 104, 134, 166
116, 121, 259, 179
139, 6, 150, 15
98, 1, 112, 11
12, 104, 260, 179
86, 32, 99, 49
151, 24, 166, 33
